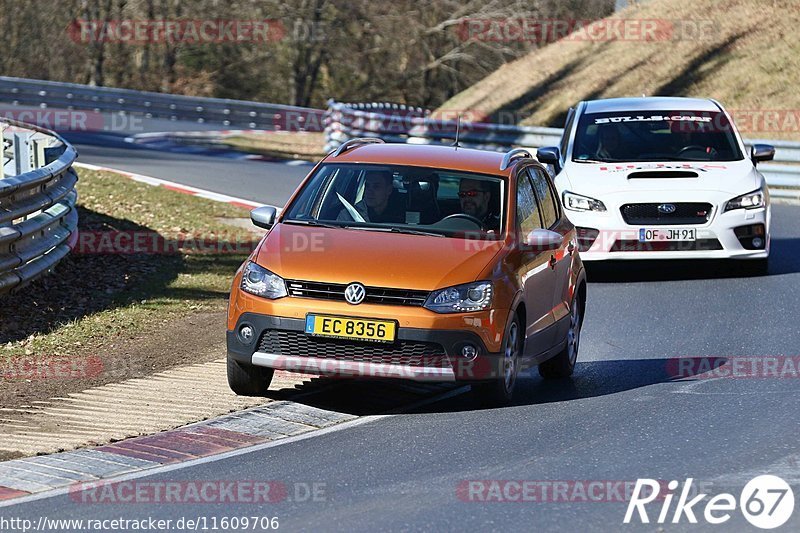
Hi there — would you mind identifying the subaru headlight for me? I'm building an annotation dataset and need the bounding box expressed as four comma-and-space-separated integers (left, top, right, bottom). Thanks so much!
724, 189, 766, 212
424, 281, 492, 313
563, 191, 607, 212
240, 261, 287, 299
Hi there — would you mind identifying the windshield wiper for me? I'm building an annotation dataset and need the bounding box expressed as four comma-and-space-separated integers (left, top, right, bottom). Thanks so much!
284, 219, 446, 238
388, 227, 446, 238
574, 158, 613, 164
282, 219, 342, 229
346, 226, 446, 238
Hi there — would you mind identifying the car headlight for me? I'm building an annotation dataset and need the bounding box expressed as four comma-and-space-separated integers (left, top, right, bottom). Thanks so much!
563, 191, 607, 212
424, 281, 492, 313
724, 189, 766, 212
240, 261, 287, 299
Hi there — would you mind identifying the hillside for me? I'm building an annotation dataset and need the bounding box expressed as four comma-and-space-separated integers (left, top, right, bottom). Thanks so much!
437, 0, 800, 139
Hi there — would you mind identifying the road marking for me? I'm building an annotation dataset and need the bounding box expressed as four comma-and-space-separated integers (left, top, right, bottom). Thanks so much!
0, 414, 385, 508
0, 383, 468, 508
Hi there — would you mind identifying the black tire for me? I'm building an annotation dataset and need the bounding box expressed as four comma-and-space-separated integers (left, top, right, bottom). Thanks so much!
539, 293, 583, 379
227, 356, 274, 396
472, 314, 522, 406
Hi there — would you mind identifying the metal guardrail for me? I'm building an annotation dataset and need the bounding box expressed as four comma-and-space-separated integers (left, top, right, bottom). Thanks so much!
325, 99, 565, 150
0, 76, 325, 132
325, 100, 800, 198
1, 119, 78, 295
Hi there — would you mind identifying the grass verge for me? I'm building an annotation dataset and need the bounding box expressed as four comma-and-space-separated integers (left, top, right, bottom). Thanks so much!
0, 168, 262, 407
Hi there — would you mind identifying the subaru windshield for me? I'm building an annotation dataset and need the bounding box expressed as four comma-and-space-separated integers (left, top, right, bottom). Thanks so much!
282, 164, 505, 239
572, 110, 744, 163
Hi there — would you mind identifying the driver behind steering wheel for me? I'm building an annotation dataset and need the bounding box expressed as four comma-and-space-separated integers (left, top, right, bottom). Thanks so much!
458, 179, 500, 231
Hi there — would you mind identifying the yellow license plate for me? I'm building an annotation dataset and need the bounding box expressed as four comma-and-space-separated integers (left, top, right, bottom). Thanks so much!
304, 314, 397, 343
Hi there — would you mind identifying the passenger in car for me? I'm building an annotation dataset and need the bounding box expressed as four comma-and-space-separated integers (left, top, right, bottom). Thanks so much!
458, 179, 500, 231
337, 170, 406, 223
596, 125, 623, 160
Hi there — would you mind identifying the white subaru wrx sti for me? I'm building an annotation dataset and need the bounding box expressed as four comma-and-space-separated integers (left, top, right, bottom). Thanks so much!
537, 97, 774, 274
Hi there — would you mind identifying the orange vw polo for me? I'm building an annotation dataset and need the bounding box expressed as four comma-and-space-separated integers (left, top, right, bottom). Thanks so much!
227, 140, 587, 403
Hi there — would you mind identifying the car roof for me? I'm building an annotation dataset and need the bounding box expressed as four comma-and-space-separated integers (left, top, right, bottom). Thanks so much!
583, 96, 722, 114
325, 143, 509, 176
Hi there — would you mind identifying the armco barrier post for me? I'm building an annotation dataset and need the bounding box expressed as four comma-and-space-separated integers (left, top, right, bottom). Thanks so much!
13, 131, 33, 174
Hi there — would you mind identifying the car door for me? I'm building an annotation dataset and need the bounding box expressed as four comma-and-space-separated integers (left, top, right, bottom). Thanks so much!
529, 167, 575, 328
514, 169, 558, 357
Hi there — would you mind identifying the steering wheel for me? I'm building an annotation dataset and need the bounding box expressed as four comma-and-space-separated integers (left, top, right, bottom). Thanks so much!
440, 213, 485, 230
678, 145, 710, 156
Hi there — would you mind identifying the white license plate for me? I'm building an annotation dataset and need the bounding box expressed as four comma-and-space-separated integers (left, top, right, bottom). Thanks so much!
639, 228, 697, 242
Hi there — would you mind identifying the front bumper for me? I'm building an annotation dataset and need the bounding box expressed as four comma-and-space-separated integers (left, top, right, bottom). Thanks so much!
568, 206, 770, 261
251, 352, 457, 382
227, 312, 503, 382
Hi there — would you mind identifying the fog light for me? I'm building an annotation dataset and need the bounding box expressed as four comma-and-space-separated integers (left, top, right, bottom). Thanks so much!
238, 324, 255, 344
461, 344, 478, 361
576, 227, 600, 252
734, 224, 767, 250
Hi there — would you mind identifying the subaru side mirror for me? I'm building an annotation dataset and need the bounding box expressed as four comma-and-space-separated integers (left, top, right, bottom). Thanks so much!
751, 144, 775, 165
537, 146, 562, 174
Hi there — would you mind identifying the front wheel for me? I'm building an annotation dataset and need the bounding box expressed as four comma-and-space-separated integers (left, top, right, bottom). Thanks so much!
227, 356, 274, 396
472, 314, 521, 406
539, 293, 582, 379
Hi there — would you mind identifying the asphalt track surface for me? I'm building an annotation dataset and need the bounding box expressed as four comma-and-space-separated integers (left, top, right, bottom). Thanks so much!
4, 112, 800, 531
0, 105, 311, 207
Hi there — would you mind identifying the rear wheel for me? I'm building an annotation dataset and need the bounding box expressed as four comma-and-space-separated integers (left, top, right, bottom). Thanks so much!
539, 293, 582, 379
227, 356, 274, 396
472, 314, 521, 406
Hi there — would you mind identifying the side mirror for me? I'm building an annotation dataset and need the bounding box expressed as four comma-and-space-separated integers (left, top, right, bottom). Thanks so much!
536, 146, 562, 174
525, 229, 564, 251
250, 206, 277, 230
751, 144, 775, 165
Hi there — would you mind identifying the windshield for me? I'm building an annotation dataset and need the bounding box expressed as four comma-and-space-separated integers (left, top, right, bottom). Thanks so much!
572, 110, 744, 163
282, 164, 505, 239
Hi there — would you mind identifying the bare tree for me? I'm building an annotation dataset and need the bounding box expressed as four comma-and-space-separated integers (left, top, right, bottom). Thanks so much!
81, 0, 114, 86
0, 0, 614, 106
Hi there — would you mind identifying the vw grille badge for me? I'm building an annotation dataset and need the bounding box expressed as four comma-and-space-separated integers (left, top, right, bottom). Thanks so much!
658, 203, 677, 214
344, 283, 366, 305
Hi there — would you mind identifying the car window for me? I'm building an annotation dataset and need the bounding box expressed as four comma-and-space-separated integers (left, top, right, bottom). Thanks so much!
572, 110, 744, 162
529, 168, 558, 229
516, 171, 543, 236
281, 163, 506, 239
287, 165, 345, 219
